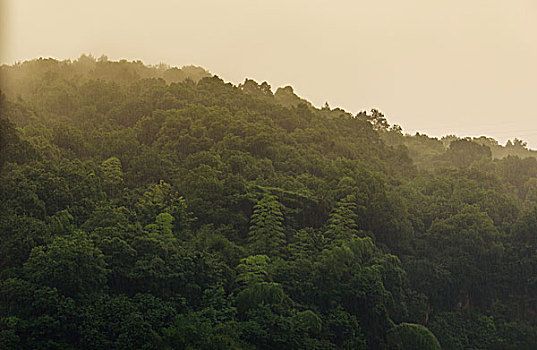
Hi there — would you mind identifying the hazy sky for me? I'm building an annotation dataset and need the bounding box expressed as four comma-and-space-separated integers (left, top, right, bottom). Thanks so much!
2, 0, 537, 147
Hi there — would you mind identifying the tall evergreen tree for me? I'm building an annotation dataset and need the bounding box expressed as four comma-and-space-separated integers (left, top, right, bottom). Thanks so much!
248, 194, 286, 256
326, 194, 360, 242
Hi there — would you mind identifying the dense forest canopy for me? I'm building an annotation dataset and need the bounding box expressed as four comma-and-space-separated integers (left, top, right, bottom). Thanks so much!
1, 56, 536, 349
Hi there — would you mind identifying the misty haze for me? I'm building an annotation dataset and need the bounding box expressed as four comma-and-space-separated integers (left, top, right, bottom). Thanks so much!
1, 1, 536, 349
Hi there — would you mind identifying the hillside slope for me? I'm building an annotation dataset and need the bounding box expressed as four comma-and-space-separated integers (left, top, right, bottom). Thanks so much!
1, 56, 536, 349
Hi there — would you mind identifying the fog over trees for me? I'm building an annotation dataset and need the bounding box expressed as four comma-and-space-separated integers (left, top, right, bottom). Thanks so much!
1, 56, 536, 349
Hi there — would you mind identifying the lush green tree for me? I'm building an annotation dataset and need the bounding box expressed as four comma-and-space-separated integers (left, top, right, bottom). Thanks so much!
24, 233, 108, 297
100, 157, 124, 196
386, 323, 440, 350
0, 214, 50, 277
325, 194, 360, 242
235, 255, 271, 287
247, 194, 286, 257
444, 138, 492, 167
0, 118, 39, 168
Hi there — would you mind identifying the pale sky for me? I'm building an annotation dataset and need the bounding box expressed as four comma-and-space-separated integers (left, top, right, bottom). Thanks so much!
2, 0, 537, 147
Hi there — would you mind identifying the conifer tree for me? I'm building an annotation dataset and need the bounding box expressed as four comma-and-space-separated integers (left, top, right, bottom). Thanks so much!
248, 194, 286, 256
326, 194, 360, 242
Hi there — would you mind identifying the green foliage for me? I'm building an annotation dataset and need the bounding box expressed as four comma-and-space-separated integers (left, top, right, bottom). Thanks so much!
444, 138, 492, 167
325, 307, 367, 349
248, 194, 286, 257
326, 194, 360, 242
292, 310, 322, 335
100, 157, 124, 196
429, 311, 500, 350
145, 212, 174, 238
236, 282, 286, 318
24, 233, 108, 297
1, 56, 537, 349
235, 255, 271, 287
0, 118, 39, 169
386, 323, 440, 350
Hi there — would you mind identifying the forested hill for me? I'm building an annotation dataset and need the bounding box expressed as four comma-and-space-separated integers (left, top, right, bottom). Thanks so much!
1, 57, 536, 349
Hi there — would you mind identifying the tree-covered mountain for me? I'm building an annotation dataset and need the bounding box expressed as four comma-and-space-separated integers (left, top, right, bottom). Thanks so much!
1, 56, 536, 349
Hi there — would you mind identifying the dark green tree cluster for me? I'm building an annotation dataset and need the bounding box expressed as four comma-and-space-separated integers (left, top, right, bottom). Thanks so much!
1, 57, 536, 349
